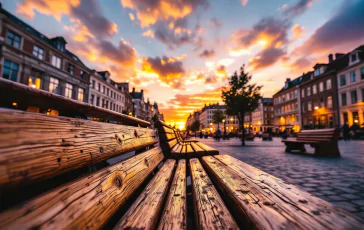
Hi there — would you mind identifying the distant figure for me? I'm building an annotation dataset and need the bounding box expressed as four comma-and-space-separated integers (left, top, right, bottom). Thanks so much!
216, 129, 222, 141
282, 129, 288, 139
200, 131, 203, 138
342, 123, 350, 141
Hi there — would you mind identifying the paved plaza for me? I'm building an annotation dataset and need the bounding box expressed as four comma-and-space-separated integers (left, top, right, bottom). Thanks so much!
199, 137, 364, 218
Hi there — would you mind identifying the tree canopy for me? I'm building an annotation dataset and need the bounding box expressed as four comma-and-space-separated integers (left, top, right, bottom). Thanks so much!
222, 64, 262, 145
212, 106, 224, 132
190, 120, 201, 133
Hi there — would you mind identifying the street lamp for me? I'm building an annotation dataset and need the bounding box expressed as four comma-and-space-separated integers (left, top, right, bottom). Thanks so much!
314, 106, 320, 128
222, 119, 226, 139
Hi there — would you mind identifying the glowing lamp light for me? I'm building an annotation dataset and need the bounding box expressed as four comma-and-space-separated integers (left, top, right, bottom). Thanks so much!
314, 106, 319, 110
222, 119, 225, 123
230, 118, 233, 121
210, 123, 213, 126
354, 119, 359, 123
12, 102, 17, 106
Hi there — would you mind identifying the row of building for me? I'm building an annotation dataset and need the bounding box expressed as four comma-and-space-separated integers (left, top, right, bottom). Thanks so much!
0, 5, 163, 122
186, 45, 364, 133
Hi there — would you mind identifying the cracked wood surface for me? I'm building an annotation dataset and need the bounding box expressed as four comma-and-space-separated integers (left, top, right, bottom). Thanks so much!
0, 147, 164, 229
189, 158, 238, 230
208, 154, 364, 230
0, 109, 158, 188
114, 159, 176, 230
158, 159, 187, 230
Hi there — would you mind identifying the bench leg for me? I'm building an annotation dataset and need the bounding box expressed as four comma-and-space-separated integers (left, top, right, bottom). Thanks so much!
285, 143, 305, 153
312, 143, 340, 157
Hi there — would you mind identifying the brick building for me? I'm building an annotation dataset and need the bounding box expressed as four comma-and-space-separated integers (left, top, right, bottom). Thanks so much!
300, 54, 349, 129
251, 98, 274, 132
0, 6, 90, 113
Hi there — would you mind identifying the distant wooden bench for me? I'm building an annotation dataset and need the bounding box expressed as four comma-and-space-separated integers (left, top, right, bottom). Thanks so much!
262, 132, 272, 140
245, 132, 255, 140
156, 120, 218, 159
282, 128, 341, 156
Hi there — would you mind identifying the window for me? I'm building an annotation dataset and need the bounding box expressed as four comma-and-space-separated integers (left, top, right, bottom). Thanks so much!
308, 101, 312, 111
102, 99, 105, 108
102, 86, 105, 94
301, 89, 305, 98
78, 88, 84, 101
302, 102, 305, 112
97, 83, 101, 92
313, 85, 317, 94
307, 87, 311, 96
80, 70, 86, 80
28, 69, 42, 89
351, 90, 357, 104
2, 59, 19, 82
351, 54, 357, 62
326, 79, 331, 90
350, 71, 356, 83
343, 112, 348, 124
327, 96, 332, 108
341, 93, 347, 106
67, 63, 75, 75
362, 88, 364, 102
107, 88, 109, 96
57, 42, 64, 52
90, 94, 94, 105
32, 45, 44, 59
319, 82, 324, 92
49, 77, 60, 94
51, 56, 61, 68
96, 97, 100, 106
6, 31, 21, 48
65, 83, 73, 99
361, 68, 364, 80
92, 80, 95, 89
314, 68, 321, 76
340, 75, 346, 86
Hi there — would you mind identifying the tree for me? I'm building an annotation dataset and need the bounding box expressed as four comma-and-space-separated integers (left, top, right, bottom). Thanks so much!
152, 113, 159, 123
190, 120, 201, 133
212, 106, 224, 132
222, 65, 262, 146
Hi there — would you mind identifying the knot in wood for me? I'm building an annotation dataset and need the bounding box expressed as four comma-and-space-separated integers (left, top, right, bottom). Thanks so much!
134, 130, 139, 138
114, 176, 122, 188
99, 146, 104, 154
263, 201, 273, 206
298, 199, 308, 204
144, 158, 149, 167
115, 134, 123, 146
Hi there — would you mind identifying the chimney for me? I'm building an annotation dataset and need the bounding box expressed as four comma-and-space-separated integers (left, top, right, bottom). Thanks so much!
141, 89, 144, 94
132, 87, 135, 93
335, 53, 345, 59
328, 54, 333, 63
286, 78, 291, 82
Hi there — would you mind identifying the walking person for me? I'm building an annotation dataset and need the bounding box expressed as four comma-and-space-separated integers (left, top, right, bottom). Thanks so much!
342, 122, 350, 141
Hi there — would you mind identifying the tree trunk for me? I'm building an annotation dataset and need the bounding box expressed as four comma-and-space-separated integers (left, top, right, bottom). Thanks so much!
238, 113, 245, 146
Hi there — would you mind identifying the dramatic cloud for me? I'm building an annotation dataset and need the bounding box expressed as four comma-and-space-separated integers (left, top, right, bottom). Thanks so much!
293, 0, 364, 56
291, 24, 305, 40
159, 87, 223, 122
120, 0, 208, 27
283, 0, 313, 17
141, 56, 186, 89
249, 47, 286, 70
199, 49, 216, 58
16, 0, 117, 38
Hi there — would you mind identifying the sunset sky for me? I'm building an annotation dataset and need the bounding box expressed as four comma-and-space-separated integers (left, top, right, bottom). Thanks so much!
4, 0, 364, 127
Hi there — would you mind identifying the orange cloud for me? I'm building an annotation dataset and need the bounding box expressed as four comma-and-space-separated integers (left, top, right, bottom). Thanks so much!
159, 87, 223, 125
142, 30, 155, 38
292, 24, 305, 40
129, 13, 135, 21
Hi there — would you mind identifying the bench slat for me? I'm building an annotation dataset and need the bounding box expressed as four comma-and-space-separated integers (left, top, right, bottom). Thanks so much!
115, 159, 176, 230
0, 147, 164, 229
0, 109, 158, 188
158, 160, 187, 230
189, 158, 238, 229
185, 144, 195, 158
195, 142, 219, 155
190, 142, 205, 156
213, 154, 364, 229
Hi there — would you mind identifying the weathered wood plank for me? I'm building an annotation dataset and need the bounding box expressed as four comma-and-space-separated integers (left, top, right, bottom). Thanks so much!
0, 108, 158, 188
195, 142, 219, 155
158, 160, 187, 230
185, 144, 195, 158
114, 159, 176, 230
189, 158, 238, 230
0, 147, 164, 229
171, 143, 182, 153
190, 142, 206, 156
213, 154, 364, 230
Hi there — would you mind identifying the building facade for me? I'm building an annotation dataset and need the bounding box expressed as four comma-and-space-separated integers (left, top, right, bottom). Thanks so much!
337, 46, 364, 127
251, 98, 274, 132
273, 74, 309, 132
89, 71, 125, 113
199, 104, 239, 133
0, 6, 90, 113
300, 54, 349, 129
130, 88, 146, 120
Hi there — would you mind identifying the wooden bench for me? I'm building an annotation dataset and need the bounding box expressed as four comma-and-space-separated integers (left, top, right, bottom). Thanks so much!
156, 120, 218, 159
245, 132, 255, 140
282, 128, 341, 156
262, 132, 272, 140
0, 109, 363, 229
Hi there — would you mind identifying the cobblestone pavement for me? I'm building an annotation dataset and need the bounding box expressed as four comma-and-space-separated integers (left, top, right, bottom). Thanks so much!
198, 137, 364, 218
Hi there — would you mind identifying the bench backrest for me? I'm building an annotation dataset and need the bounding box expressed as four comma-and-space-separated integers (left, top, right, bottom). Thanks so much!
155, 120, 180, 156
297, 128, 340, 142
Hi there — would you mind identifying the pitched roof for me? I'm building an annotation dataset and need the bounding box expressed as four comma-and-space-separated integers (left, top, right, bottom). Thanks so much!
1, 6, 87, 67
274, 72, 312, 96
130, 91, 143, 99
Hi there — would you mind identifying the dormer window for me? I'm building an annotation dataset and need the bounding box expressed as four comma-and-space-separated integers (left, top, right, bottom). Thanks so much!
57, 42, 64, 52
351, 54, 357, 62
314, 68, 321, 77
349, 52, 360, 66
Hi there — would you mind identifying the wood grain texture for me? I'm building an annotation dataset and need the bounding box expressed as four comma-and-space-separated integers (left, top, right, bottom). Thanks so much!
189, 158, 238, 230
0, 147, 164, 230
195, 142, 219, 155
114, 159, 176, 230
0, 109, 158, 188
212, 154, 364, 230
158, 160, 187, 230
